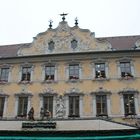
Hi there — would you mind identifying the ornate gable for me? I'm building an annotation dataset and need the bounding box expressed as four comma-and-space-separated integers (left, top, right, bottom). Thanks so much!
18, 18, 112, 56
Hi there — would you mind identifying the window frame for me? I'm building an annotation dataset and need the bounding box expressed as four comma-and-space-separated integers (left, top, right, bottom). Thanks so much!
17, 96, 28, 117
95, 63, 106, 79
69, 64, 80, 80
68, 95, 80, 117
45, 65, 55, 81
120, 62, 133, 78
0, 68, 9, 82
43, 96, 53, 117
96, 95, 108, 116
123, 94, 136, 116
0, 97, 5, 117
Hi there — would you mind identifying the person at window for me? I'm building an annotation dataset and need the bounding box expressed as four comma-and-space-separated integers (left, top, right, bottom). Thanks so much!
28, 107, 35, 121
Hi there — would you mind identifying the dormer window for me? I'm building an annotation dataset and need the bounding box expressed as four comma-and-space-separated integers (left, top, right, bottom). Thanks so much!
48, 41, 55, 51
71, 39, 77, 49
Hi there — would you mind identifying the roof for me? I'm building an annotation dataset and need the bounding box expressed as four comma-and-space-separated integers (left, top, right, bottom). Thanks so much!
0, 35, 140, 58
0, 43, 31, 57
97, 35, 140, 50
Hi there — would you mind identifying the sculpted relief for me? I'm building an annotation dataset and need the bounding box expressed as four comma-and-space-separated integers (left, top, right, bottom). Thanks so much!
18, 21, 112, 56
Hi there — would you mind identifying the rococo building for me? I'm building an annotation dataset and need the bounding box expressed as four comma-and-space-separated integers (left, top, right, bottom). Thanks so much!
0, 15, 140, 126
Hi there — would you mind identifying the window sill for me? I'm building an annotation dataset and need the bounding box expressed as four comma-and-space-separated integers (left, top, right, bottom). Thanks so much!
119, 76, 135, 81
92, 78, 109, 81
18, 81, 32, 84
42, 80, 57, 84
66, 79, 82, 83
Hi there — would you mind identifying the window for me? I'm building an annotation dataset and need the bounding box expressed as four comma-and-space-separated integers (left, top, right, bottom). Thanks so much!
0, 68, 9, 82
69, 64, 79, 80
96, 95, 107, 116
123, 94, 135, 116
69, 96, 79, 117
95, 63, 106, 78
21, 67, 31, 81
43, 96, 53, 117
48, 41, 55, 51
71, 39, 78, 49
17, 97, 28, 117
120, 62, 133, 78
45, 66, 55, 81
0, 97, 5, 117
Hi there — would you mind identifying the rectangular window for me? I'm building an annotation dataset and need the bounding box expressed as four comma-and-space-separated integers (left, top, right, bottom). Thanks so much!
43, 96, 53, 117
120, 62, 132, 77
123, 94, 135, 116
45, 66, 55, 80
0, 68, 9, 82
96, 95, 107, 116
95, 63, 106, 78
69, 64, 79, 80
21, 67, 31, 81
0, 97, 5, 117
69, 96, 79, 117
17, 97, 28, 117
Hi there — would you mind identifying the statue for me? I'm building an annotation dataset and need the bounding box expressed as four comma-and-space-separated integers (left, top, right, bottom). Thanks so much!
28, 107, 35, 121
55, 96, 65, 118
40, 107, 51, 121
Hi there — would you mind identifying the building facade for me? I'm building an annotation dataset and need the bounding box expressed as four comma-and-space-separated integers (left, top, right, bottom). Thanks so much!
0, 17, 140, 124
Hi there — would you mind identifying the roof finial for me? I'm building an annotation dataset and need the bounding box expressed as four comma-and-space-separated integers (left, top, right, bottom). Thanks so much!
49, 20, 53, 29
60, 13, 68, 21
75, 17, 78, 26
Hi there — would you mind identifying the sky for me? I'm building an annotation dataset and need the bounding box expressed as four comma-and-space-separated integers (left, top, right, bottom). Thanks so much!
0, 0, 140, 45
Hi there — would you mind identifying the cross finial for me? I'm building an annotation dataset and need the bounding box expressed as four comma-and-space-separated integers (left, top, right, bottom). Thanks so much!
60, 13, 68, 21
49, 20, 53, 29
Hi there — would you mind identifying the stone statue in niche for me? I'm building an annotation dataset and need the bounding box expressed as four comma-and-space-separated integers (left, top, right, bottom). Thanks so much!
55, 95, 65, 118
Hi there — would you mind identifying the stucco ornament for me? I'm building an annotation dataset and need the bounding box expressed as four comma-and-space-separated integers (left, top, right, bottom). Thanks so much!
18, 19, 112, 56
55, 95, 65, 118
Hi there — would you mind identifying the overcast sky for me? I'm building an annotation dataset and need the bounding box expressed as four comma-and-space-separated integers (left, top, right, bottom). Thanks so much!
0, 0, 140, 45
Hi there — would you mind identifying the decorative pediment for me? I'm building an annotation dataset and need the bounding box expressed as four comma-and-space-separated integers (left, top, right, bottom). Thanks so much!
90, 87, 111, 95
18, 20, 112, 56
64, 87, 84, 96
118, 88, 139, 94
15, 85, 32, 97
39, 88, 58, 96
